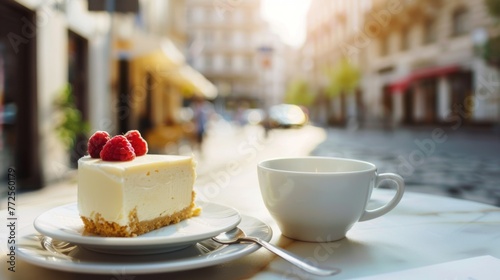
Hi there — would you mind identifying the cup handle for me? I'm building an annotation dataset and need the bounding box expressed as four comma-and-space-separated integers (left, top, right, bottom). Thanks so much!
359, 173, 405, 221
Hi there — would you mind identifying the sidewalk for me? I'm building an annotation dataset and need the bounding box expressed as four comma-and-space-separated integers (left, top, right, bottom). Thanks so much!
183, 123, 327, 216
195, 122, 326, 186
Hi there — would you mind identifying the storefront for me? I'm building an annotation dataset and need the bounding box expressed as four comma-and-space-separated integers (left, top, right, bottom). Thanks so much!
0, 0, 41, 191
387, 65, 473, 125
113, 35, 217, 153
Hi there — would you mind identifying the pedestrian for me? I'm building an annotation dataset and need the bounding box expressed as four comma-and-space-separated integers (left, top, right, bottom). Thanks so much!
191, 96, 213, 152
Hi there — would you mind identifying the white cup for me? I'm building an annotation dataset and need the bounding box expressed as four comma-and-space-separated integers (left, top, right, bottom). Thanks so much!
257, 157, 405, 242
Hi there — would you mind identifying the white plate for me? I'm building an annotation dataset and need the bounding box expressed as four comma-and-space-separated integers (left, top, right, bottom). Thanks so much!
19, 215, 272, 274
33, 201, 241, 254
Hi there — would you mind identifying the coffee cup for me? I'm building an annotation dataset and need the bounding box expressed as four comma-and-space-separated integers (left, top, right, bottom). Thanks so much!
257, 157, 404, 242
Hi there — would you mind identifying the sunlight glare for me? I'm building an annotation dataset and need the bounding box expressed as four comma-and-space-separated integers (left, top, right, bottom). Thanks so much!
261, 0, 312, 48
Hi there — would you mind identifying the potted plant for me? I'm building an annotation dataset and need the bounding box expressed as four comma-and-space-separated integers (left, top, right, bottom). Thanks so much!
53, 84, 90, 167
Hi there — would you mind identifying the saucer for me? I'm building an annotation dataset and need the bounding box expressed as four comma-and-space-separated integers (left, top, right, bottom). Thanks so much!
33, 201, 241, 254
19, 215, 272, 274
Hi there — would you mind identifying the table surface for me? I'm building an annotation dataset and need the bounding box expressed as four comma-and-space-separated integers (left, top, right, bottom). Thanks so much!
1, 186, 500, 280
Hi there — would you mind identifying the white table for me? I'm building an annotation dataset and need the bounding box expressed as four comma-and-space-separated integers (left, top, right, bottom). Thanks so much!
1, 188, 499, 280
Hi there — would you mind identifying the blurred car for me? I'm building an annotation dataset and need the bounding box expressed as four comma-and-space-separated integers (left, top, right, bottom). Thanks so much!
267, 104, 308, 128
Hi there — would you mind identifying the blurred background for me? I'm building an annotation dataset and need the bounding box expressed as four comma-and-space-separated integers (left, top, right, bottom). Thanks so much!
1, 0, 499, 204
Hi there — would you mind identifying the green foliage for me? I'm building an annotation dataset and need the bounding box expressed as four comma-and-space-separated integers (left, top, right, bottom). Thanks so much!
325, 59, 360, 97
483, 0, 500, 67
284, 79, 314, 106
484, 35, 500, 67
485, 0, 500, 19
54, 85, 90, 150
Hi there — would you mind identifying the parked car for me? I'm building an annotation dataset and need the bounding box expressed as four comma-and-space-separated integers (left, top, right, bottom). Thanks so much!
267, 104, 308, 128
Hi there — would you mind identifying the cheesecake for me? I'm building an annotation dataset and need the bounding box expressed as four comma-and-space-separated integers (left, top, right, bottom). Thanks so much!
78, 154, 199, 237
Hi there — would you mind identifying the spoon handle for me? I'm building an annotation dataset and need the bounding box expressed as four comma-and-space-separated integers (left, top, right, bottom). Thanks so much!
241, 236, 340, 276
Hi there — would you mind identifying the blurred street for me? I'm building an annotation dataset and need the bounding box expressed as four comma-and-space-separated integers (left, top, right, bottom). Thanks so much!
199, 122, 500, 208
196, 120, 500, 208
3, 121, 499, 211
311, 126, 500, 206
190, 122, 326, 217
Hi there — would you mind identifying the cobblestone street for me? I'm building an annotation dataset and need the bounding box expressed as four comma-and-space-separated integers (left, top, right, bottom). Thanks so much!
311, 126, 500, 206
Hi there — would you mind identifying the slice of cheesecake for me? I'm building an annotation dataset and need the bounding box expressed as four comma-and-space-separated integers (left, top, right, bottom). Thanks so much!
78, 154, 199, 237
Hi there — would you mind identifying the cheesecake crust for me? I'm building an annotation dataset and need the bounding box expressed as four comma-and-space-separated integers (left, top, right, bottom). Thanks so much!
81, 192, 200, 237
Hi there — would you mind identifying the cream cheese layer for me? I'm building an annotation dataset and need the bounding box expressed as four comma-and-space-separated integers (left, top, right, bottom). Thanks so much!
78, 155, 196, 226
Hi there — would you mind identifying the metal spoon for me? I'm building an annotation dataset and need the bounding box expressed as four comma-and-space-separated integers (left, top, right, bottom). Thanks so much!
212, 227, 340, 276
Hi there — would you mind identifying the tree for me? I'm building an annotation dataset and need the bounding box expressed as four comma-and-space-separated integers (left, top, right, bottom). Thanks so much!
284, 79, 314, 106
324, 59, 361, 125
485, 0, 500, 19
326, 59, 360, 97
484, 0, 500, 68
484, 36, 500, 68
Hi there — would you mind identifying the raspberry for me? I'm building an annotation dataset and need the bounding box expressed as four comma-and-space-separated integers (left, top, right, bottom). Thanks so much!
87, 131, 110, 158
100, 135, 136, 161
124, 130, 148, 156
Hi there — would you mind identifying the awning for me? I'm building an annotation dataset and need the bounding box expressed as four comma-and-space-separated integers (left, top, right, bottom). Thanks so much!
163, 65, 218, 99
116, 32, 217, 99
115, 32, 184, 65
389, 65, 461, 93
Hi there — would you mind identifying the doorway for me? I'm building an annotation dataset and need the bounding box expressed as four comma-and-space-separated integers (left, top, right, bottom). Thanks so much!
68, 30, 89, 167
420, 78, 438, 124
402, 88, 414, 124
449, 71, 473, 121
0, 0, 41, 190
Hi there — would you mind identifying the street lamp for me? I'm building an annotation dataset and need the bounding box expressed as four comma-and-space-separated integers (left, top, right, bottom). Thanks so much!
257, 45, 274, 109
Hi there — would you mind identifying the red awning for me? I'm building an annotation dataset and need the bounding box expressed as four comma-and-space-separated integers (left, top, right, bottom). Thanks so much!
389, 77, 413, 93
389, 65, 461, 93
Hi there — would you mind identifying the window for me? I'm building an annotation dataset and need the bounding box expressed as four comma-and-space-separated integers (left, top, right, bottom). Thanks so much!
222, 55, 232, 70
204, 31, 213, 45
243, 10, 252, 22
204, 55, 213, 70
214, 54, 224, 70
243, 56, 253, 69
400, 27, 409, 51
234, 10, 244, 22
233, 55, 242, 70
193, 56, 203, 70
379, 36, 388, 57
424, 19, 437, 44
211, 8, 222, 22
214, 30, 221, 43
452, 7, 468, 36
330, 25, 336, 43
191, 7, 206, 23
336, 24, 344, 41
232, 31, 245, 47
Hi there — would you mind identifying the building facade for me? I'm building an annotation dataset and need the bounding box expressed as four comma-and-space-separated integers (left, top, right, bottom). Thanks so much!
303, 0, 500, 127
184, 0, 273, 117
0, 0, 113, 190
363, 0, 499, 127
0, 0, 215, 192
303, 0, 373, 126
120, 0, 217, 152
